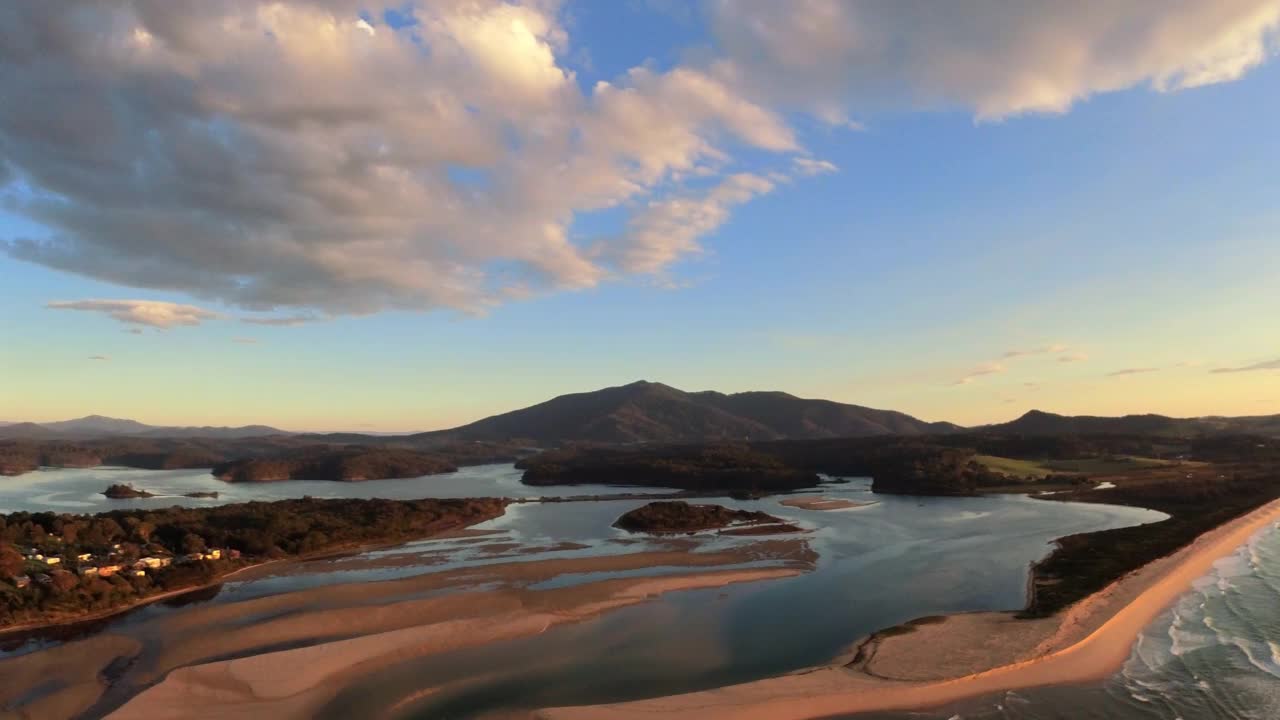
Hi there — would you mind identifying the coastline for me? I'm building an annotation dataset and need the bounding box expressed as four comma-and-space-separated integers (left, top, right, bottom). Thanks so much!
0, 512, 506, 642
536, 497, 1280, 719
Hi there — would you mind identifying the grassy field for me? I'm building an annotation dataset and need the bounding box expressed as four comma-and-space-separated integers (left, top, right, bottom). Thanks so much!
974, 454, 1178, 479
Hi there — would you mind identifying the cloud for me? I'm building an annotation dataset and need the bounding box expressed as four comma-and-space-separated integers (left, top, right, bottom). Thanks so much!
710, 1, 1280, 120
239, 315, 321, 327
1002, 344, 1070, 359
1108, 367, 1160, 377
953, 362, 1006, 385
1211, 358, 1280, 373
4, 2, 1276, 320
46, 299, 222, 328
1058, 352, 1089, 363
0, 2, 806, 317
123, 328, 143, 336
87, 355, 109, 361
791, 157, 839, 176
231, 337, 258, 345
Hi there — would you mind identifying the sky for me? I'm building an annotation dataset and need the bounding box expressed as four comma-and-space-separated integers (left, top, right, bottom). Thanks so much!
1, 0, 1279, 432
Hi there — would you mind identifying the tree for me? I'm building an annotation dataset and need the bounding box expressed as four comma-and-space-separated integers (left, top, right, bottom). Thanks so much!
181, 533, 206, 555
0, 543, 23, 579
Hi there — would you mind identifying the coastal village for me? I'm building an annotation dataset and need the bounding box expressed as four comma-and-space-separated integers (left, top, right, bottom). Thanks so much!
7, 541, 238, 594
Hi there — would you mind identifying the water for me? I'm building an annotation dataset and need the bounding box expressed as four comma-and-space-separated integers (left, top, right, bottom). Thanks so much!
17, 466, 1266, 720
0, 463, 675, 514
853, 521, 1280, 720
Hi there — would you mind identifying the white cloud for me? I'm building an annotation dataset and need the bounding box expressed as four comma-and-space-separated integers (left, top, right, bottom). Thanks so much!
239, 315, 321, 327
0, 2, 806, 317
792, 157, 839, 176
710, 0, 1280, 120
47, 299, 222, 328
4, 1, 1278, 320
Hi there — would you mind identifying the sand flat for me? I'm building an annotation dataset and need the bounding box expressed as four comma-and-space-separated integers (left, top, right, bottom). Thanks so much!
536, 498, 1280, 720
104, 568, 801, 720
779, 496, 875, 511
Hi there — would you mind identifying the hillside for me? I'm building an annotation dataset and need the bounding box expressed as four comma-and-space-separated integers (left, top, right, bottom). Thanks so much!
418, 381, 957, 445
0, 415, 287, 439
988, 409, 1280, 437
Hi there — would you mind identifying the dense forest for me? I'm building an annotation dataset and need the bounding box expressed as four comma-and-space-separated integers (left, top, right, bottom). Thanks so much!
212, 447, 458, 482
0, 497, 508, 628
613, 501, 787, 534
517, 443, 822, 491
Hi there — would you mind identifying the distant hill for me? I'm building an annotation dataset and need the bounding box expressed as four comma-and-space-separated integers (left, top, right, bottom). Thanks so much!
988, 409, 1280, 437
0, 415, 288, 440
413, 380, 960, 445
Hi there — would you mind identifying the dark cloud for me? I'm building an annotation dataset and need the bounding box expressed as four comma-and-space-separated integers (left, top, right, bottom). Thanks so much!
1211, 358, 1280, 374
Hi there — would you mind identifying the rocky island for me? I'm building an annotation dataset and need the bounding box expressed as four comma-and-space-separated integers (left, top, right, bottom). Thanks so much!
614, 501, 799, 534
101, 483, 156, 499
213, 447, 458, 483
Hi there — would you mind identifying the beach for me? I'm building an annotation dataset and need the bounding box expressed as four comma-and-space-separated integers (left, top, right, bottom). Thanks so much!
536, 497, 1280, 719
0, 539, 811, 720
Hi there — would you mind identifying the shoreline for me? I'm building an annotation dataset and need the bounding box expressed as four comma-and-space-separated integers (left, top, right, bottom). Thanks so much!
536, 497, 1280, 719
0, 513, 506, 642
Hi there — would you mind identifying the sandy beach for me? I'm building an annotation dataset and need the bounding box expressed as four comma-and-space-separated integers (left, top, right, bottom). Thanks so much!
779, 495, 876, 511
537, 498, 1280, 720
0, 539, 811, 720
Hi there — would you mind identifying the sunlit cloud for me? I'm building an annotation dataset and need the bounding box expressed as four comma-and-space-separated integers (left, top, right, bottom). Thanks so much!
240, 315, 321, 327
46, 299, 222, 328
1107, 367, 1160, 377
1210, 358, 1280, 374
953, 362, 1006, 385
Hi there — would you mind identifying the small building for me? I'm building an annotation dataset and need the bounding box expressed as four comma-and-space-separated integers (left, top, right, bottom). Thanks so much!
136, 556, 171, 569
205, 549, 223, 560
76, 553, 93, 562
34, 573, 52, 585
13, 575, 30, 589
44, 557, 62, 566
97, 564, 122, 578
228, 549, 242, 560
80, 566, 100, 577
133, 569, 146, 577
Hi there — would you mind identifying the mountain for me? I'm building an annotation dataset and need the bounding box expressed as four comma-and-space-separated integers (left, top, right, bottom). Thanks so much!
40, 415, 155, 435
0, 422, 64, 440
415, 380, 959, 445
988, 409, 1280, 437
0, 415, 287, 439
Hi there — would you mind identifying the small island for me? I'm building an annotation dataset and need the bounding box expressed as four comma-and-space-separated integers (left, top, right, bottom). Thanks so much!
614, 501, 799, 534
213, 447, 458, 483
101, 484, 156, 499
183, 491, 220, 499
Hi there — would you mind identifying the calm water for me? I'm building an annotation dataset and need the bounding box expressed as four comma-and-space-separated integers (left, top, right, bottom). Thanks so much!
0, 463, 675, 515
9, 466, 1269, 720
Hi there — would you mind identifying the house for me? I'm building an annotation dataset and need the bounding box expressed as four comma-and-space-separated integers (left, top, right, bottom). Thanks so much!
44, 557, 62, 566
80, 566, 100, 577
13, 575, 30, 589
133, 569, 146, 577
204, 549, 223, 560
97, 565, 122, 578
76, 553, 93, 562
136, 556, 171, 570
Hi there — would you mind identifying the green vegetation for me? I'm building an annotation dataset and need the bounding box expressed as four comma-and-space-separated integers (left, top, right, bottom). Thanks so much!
613, 501, 788, 534
519, 443, 822, 492
974, 454, 1175, 480
0, 497, 508, 628
213, 447, 457, 482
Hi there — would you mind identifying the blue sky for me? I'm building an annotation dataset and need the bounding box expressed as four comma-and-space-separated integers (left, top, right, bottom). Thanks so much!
2, 1, 1278, 430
